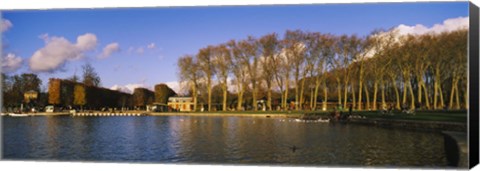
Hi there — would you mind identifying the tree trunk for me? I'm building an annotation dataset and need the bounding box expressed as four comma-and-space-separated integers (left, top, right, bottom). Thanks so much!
310, 87, 314, 111
313, 77, 320, 110
343, 81, 349, 109
237, 90, 244, 111
207, 78, 212, 111
439, 84, 445, 109
433, 80, 438, 109
364, 84, 370, 110
449, 79, 456, 109
408, 79, 415, 110
267, 88, 272, 111
381, 82, 386, 110
352, 83, 356, 108
373, 82, 378, 110
391, 77, 400, 110
357, 81, 363, 110
222, 82, 227, 111
418, 78, 423, 106
284, 77, 289, 110
192, 83, 197, 111
421, 83, 430, 109
299, 78, 306, 110
402, 79, 408, 105
337, 79, 342, 106
252, 82, 257, 111
323, 85, 328, 111
454, 83, 460, 109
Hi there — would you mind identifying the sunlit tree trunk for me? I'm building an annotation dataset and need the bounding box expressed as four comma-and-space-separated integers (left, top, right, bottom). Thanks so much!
454, 84, 460, 109
391, 77, 400, 110
408, 79, 415, 110
373, 82, 378, 110
357, 81, 363, 110
222, 79, 228, 111
336, 78, 342, 106
352, 83, 356, 108
449, 78, 456, 109
381, 81, 386, 109
207, 78, 212, 111
313, 77, 320, 110
323, 85, 328, 111
364, 85, 370, 110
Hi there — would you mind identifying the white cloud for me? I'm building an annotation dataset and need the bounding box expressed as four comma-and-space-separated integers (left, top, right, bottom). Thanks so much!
394, 16, 468, 36
110, 83, 153, 94
1, 18, 12, 32
128, 43, 157, 55
165, 81, 180, 94
1, 53, 23, 73
364, 16, 469, 59
99, 42, 120, 59
147, 43, 156, 49
29, 33, 98, 72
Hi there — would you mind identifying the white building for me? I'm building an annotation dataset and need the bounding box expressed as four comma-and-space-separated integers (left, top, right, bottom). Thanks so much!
167, 97, 194, 112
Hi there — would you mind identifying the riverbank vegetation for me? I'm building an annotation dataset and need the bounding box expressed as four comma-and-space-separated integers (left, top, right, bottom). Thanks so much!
177, 29, 468, 112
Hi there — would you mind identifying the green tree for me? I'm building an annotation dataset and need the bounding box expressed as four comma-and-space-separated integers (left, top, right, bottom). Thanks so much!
73, 84, 86, 110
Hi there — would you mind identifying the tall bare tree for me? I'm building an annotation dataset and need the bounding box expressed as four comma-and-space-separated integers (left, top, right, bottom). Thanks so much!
212, 44, 232, 111
197, 46, 216, 111
259, 33, 280, 111
178, 55, 202, 111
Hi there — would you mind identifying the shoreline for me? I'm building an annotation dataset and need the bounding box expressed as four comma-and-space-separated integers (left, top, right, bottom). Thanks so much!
3, 111, 466, 132
148, 112, 301, 118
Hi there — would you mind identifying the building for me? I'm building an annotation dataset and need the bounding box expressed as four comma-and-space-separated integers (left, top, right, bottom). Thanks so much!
168, 97, 194, 112
24, 90, 38, 103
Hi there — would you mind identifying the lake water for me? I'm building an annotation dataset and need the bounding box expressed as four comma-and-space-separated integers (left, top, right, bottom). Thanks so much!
2, 115, 448, 167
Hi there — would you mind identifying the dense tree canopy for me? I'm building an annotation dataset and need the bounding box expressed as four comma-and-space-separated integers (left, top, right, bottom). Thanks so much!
177, 28, 468, 111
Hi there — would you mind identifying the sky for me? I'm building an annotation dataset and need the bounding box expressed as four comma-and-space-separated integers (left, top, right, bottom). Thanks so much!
0, 2, 469, 94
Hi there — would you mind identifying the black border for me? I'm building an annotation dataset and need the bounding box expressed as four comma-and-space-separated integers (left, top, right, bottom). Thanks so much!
469, 2, 479, 169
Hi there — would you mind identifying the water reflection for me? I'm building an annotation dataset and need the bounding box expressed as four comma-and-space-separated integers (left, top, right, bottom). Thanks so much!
3, 116, 447, 167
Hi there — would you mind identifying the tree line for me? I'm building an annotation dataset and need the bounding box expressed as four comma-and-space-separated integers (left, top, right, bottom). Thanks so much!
177, 29, 468, 112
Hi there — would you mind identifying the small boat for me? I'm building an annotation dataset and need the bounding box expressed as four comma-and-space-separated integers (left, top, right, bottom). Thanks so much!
8, 113, 30, 117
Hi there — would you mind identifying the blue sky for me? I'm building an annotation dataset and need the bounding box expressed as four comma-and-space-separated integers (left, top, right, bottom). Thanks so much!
0, 2, 469, 93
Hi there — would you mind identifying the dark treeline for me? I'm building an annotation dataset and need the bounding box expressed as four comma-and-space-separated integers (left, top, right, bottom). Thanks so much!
48, 78, 133, 110
47, 78, 176, 111
2, 73, 44, 109
177, 29, 468, 112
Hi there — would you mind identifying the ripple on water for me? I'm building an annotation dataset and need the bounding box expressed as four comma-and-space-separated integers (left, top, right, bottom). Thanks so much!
2, 116, 448, 167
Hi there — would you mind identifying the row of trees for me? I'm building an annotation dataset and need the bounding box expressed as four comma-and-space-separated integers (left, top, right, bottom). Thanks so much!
48, 78, 133, 110
177, 29, 468, 112
48, 78, 177, 110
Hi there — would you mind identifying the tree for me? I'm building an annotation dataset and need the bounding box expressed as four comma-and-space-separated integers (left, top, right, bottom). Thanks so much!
197, 46, 216, 111
228, 40, 249, 111
82, 63, 101, 87
154, 84, 176, 104
259, 33, 280, 111
73, 84, 86, 110
132, 88, 154, 108
48, 78, 61, 105
230, 37, 260, 111
178, 55, 202, 111
212, 44, 232, 111
284, 30, 306, 110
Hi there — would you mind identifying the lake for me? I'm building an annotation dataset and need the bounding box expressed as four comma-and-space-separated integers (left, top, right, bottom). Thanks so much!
2, 115, 448, 167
